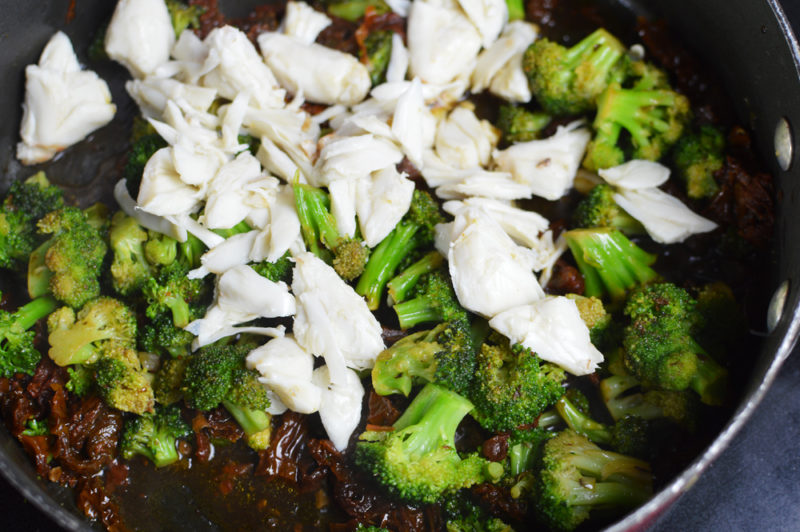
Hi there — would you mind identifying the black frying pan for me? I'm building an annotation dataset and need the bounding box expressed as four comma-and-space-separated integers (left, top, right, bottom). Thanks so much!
1, 0, 799, 530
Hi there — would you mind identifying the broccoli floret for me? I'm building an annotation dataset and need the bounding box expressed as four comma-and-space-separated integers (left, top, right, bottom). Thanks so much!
496, 104, 552, 144
21, 418, 49, 437
144, 231, 178, 267
29, 207, 108, 309
177, 233, 206, 270
469, 333, 566, 432
507, 426, 555, 478
534, 429, 652, 531
94, 343, 155, 414
143, 260, 209, 329
571, 183, 644, 235
372, 320, 477, 396
566, 294, 615, 350
0, 295, 57, 378
65, 364, 94, 397
124, 134, 168, 198
110, 212, 153, 296
324, 0, 389, 21
523, 28, 626, 116
672, 125, 725, 200
599, 374, 698, 432
362, 30, 393, 86
139, 313, 195, 359
153, 357, 188, 405
120, 404, 191, 467
293, 183, 369, 281
47, 297, 137, 367
357, 190, 445, 310
181, 343, 273, 450
583, 82, 691, 171
622, 283, 728, 405
165, 0, 205, 38
386, 251, 443, 304
564, 228, 659, 302
393, 269, 469, 330
356, 382, 493, 504
251, 252, 293, 284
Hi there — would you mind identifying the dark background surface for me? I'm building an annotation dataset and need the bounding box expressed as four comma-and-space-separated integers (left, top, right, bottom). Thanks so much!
2, 2, 800, 532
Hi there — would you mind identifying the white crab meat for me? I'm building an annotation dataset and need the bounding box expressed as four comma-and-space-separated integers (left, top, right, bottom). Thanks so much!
356, 166, 416, 247
434, 104, 499, 169
457, 0, 507, 48
136, 148, 203, 217
472, 21, 537, 102
282, 1, 332, 44
247, 336, 322, 414
312, 365, 364, 451
17, 32, 116, 165
104, 0, 175, 78
613, 188, 718, 244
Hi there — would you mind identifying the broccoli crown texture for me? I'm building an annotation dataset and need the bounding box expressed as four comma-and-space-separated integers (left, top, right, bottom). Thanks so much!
251, 252, 293, 284
153, 356, 188, 405
534, 430, 652, 531
94, 342, 155, 415
143, 260, 209, 329
0, 295, 58, 378
571, 183, 644, 235
564, 228, 658, 302
496, 104, 552, 144
393, 269, 469, 330
120, 404, 191, 467
622, 283, 728, 405
470, 333, 566, 432
523, 28, 626, 116
356, 383, 491, 504
109, 212, 152, 296
372, 320, 477, 396
672, 125, 725, 200
139, 312, 195, 360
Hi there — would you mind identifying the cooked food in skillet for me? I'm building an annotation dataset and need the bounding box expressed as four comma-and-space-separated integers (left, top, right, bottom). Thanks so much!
0, 0, 775, 530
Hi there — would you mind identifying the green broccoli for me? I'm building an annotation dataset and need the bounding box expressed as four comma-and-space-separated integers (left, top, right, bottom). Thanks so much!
65, 364, 94, 397
445, 496, 516, 532
571, 183, 644, 235
386, 251, 443, 304
533, 429, 653, 531
0, 295, 58, 378
181, 343, 272, 450
110, 212, 153, 296
566, 294, 615, 350
144, 231, 178, 267
120, 404, 191, 467
362, 30, 393, 86
0, 172, 64, 271
139, 312, 195, 359
672, 125, 725, 200
94, 342, 155, 414
469, 332, 566, 432
20, 418, 49, 437
505, 0, 525, 21
211, 220, 253, 240
393, 269, 469, 330
28, 207, 108, 309
356, 382, 493, 504
293, 182, 369, 281
622, 283, 728, 405
153, 356, 188, 405
693, 281, 745, 360
357, 190, 444, 310
165, 0, 205, 39
372, 320, 477, 396
47, 297, 137, 367
583, 82, 691, 171
599, 374, 698, 432
496, 103, 552, 144
143, 260, 209, 329
563, 228, 659, 302
507, 426, 556, 478
251, 252, 293, 284
324, 0, 390, 21
523, 28, 626, 116
124, 134, 168, 198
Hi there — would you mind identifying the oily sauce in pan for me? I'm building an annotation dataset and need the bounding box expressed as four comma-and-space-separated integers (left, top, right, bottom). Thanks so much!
0, 0, 776, 530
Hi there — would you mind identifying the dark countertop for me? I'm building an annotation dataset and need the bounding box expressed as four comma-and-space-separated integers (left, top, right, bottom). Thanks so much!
3, 3, 800, 532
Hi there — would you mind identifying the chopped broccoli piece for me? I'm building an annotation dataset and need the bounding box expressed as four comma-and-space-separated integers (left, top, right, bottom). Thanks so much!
94, 343, 155, 414
564, 228, 658, 302
599, 374, 698, 432
0, 295, 57, 378
583, 82, 691, 171
165, 0, 205, 39
523, 28, 626, 116
153, 356, 188, 405
120, 404, 191, 467
143, 260, 209, 329
672, 125, 725, 199
357, 190, 444, 310
325, 0, 389, 21
387, 251, 444, 304
566, 294, 615, 350
110, 212, 153, 296
469, 333, 566, 432
124, 134, 168, 199
571, 183, 644, 235
622, 283, 728, 405
47, 297, 137, 367
251, 252, 293, 284
139, 312, 196, 359
496, 104, 552, 144
393, 269, 469, 330
507, 426, 555, 477
65, 364, 94, 397
362, 30, 393, 86
356, 383, 492, 504
21, 418, 49, 437
533, 430, 652, 531
372, 320, 477, 396
181, 342, 273, 450
29, 207, 108, 309
144, 231, 178, 267
293, 183, 369, 281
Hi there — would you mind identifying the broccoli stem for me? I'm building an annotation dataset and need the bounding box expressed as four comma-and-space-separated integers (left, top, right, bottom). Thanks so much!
387, 251, 443, 304
222, 399, 271, 438
394, 296, 444, 330
392, 383, 474, 451
356, 223, 421, 310
689, 355, 727, 406
508, 442, 536, 477
14, 296, 58, 331
211, 220, 252, 239
555, 395, 612, 445
165, 296, 191, 330
506, 0, 525, 21
595, 86, 679, 148
150, 428, 180, 468
565, 479, 651, 507
27, 240, 54, 299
